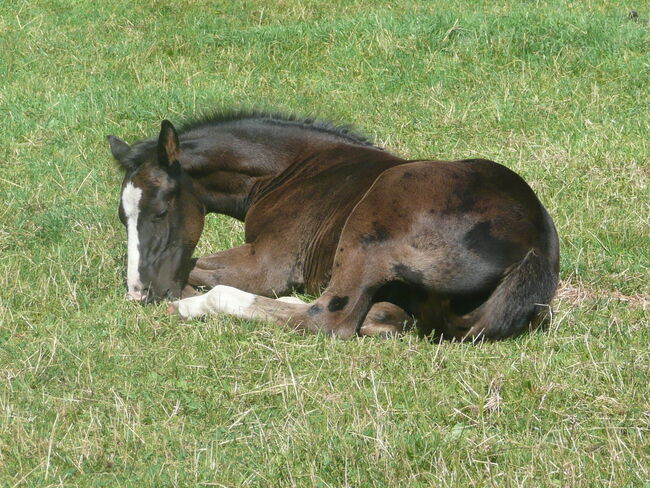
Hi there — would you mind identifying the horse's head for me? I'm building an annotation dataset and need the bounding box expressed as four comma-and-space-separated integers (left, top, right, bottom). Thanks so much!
109, 120, 204, 302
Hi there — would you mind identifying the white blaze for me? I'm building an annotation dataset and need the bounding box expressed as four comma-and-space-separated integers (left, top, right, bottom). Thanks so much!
122, 182, 144, 300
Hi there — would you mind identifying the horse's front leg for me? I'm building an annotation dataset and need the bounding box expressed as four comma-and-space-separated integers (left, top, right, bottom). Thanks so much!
187, 243, 299, 298
169, 237, 417, 339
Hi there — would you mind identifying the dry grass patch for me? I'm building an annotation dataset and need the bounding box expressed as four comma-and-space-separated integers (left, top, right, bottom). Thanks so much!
556, 279, 649, 310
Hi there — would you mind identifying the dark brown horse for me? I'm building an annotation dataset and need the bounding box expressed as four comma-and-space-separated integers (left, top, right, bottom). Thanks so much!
109, 112, 559, 340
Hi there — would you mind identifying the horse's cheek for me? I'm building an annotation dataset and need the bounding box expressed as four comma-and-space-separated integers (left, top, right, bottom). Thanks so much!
184, 206, 204, 250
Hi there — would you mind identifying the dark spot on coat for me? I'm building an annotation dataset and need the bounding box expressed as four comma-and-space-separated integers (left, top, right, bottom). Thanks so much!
392, 264, 425, 286
360, 221, 389, 245
402, 171, 415, 179
455, 193, 476, 213
327, 295, 349, 312
463, 221, 521, 267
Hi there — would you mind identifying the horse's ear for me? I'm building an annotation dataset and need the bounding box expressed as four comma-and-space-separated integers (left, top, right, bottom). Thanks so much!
157, 120, 181, 174
107, 135, 131, 165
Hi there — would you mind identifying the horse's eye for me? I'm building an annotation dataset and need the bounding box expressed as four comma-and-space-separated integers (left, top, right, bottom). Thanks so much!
153, 206, 168, 220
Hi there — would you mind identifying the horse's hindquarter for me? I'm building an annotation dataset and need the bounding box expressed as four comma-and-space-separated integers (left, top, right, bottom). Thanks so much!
335, 159, 558, 295
243, 148, 407, 293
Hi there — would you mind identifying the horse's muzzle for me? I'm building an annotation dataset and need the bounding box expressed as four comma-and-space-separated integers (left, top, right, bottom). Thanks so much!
126, 290, 144, 301
126, 286, 180, 305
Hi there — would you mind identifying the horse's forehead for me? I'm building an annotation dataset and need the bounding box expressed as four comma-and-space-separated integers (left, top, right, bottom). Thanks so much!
120, 168, 154, 216
123, 166, 172, 199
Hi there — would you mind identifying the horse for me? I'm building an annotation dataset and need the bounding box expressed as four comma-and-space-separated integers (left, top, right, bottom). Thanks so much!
108, 112, 559, 340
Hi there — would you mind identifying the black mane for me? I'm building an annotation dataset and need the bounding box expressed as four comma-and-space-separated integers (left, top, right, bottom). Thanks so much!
178, 110, 382, 149
119, 110, 383, 171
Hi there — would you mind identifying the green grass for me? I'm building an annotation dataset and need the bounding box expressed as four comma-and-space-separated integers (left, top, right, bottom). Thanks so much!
1, 1, 648, 486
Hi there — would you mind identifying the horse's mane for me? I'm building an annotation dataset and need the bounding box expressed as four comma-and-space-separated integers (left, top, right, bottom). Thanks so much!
178, 110, 382, 149
120, 111, 382, 170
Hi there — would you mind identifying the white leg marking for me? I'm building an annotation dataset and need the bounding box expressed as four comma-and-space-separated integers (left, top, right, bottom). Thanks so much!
174, 285, 256, 320
276, 296, 306, 304
122, 182, 144, 300
174, 294, 209, 319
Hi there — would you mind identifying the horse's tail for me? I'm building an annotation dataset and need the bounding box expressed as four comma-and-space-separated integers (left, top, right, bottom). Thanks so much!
450, 249, 558, 341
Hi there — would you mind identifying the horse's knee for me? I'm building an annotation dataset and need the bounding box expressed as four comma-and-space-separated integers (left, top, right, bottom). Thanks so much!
304, 299, 360, 339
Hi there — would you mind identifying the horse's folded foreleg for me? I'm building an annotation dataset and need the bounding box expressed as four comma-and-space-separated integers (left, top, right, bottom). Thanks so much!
167, 285, 319, 332
187, 243, 298, 297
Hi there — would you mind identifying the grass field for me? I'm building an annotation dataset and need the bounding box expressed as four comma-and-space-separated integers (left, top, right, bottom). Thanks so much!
1, 0, 648, 486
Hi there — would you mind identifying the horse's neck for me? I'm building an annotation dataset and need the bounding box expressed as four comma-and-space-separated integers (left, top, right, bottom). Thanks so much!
178, 123, 387, 221
179, 130, 325, 221
189, 174, 263, 221
183, 158, 276, 221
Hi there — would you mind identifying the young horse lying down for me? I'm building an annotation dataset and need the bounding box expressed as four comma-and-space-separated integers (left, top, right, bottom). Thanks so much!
109, 113, 559, 340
